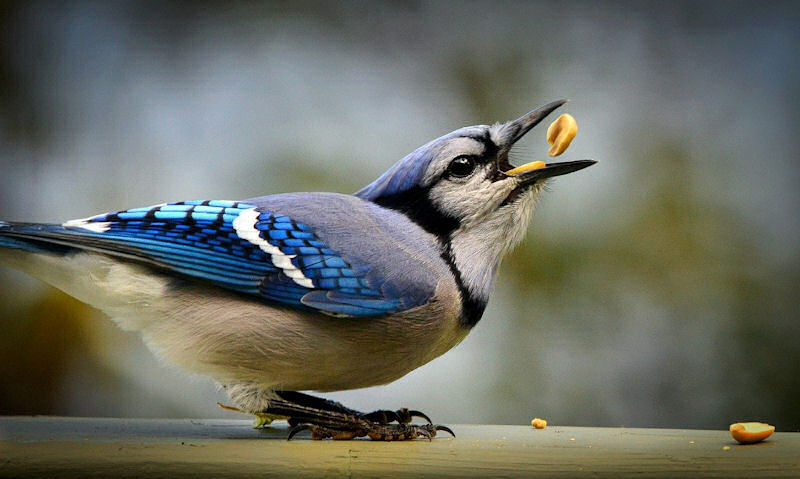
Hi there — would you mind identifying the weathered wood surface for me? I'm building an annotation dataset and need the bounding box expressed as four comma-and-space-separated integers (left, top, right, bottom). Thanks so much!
1, 417, 798, 477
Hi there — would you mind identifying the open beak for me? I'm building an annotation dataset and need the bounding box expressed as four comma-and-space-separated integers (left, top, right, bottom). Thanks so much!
498, 99, 596, 185
502, 99, 569, 147
511, 159, 597, 186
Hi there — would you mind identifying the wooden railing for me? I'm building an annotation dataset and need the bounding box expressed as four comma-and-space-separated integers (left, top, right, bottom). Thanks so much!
1, 417, 797, 477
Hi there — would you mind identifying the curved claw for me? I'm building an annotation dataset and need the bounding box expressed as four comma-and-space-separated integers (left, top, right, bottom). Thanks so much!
434, 425, 456, 438
363, 408, 433, 425
416, 427, 433, 441
408, 410, 432, 424
287, 424, 312, 441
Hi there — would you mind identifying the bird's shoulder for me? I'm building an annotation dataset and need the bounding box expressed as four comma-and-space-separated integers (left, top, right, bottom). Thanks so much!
243, 192, 451, 298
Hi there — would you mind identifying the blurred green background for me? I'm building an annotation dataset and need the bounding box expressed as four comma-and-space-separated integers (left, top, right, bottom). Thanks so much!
0, 1, 798, 431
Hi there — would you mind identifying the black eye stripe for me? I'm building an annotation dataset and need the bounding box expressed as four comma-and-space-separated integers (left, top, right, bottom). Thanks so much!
464, 133, 499, 160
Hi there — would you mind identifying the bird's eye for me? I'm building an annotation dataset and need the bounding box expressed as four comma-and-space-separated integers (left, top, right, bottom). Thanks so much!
447, 156, 476, 178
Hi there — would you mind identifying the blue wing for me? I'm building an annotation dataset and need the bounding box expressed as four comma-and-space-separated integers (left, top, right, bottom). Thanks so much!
0, 200, 428, 317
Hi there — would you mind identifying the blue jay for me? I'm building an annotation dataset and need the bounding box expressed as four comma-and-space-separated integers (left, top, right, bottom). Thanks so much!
0, 100, 594, 440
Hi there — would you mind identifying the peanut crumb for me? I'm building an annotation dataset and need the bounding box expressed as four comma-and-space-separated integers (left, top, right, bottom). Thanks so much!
530, 418, 548, 429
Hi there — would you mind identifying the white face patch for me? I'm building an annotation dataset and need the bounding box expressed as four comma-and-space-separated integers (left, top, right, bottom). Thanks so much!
448, 186, 540, 301
427, 164, 517, 228
422, 134, 544, 302
233, 208, 314, 289
423, 133, 522, 230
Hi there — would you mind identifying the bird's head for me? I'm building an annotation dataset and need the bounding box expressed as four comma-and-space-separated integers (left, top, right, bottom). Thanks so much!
356, 100, 595, 325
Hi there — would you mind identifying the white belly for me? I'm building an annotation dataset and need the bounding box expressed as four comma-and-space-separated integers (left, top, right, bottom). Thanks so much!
1, 250, 468, 412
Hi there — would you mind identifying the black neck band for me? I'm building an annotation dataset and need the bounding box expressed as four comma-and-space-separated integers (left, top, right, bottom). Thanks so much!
373, 186, 459, 240
441, 243, 487, 328
373, 188, 487, 328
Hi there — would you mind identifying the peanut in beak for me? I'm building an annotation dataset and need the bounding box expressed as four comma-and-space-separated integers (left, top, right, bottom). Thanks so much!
504, 112, 579, 176
505, 160, 546, 176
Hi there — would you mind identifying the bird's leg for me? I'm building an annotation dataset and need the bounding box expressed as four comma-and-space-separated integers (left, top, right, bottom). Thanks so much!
265, 391, 454, 441
274, 391, 431, 425
287, 422, 455, 441
273, 390, 361, 421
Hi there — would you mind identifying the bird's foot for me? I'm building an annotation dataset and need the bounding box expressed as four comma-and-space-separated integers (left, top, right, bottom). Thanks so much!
288, 422, 455, 441
265, 391, 454, 441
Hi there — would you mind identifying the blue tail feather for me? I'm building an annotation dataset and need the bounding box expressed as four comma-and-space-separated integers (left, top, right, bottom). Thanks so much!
0, 222, 75, 255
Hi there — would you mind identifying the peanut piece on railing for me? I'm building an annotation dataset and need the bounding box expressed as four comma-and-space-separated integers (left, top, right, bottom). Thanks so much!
530, 417, 547, 429
729, 422, 775, 444
546, 113, 578, 157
